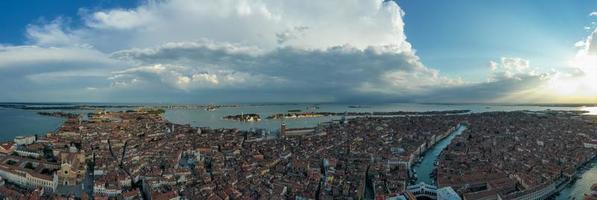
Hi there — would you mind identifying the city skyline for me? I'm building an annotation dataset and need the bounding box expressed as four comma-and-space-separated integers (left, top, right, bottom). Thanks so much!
0, 0, 596, 104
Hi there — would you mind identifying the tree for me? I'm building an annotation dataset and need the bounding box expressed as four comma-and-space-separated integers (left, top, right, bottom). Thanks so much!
24, 162, 35, 170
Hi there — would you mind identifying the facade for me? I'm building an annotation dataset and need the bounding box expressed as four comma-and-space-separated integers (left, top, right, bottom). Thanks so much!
14, 136, 36, 145
403, 182, 461, 200
14, 149, 41, 158
280, 123, 287, 137
57, 152, 86, 186
584, 140, 597, 149
585, 183, 597, 200
0, 143, 16, 154
437, 187, 462, 200
0, 164, 58, 191
94, 183, 122, 197
500, 178, 564, 200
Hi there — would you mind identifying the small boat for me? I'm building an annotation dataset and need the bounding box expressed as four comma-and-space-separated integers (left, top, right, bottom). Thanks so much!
306, 105, 320, 110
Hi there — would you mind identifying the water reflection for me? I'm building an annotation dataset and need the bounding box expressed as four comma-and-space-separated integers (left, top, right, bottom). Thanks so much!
580, 106, 597, 115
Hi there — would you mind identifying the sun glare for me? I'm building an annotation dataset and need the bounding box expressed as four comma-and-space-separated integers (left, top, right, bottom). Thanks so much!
581, 106, 597, 115
546, 54, 597, 102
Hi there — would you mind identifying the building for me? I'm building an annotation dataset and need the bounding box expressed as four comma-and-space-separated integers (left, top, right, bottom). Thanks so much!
0, 163, 58, 191
403, 183, 461, 200
280, 122, 287, 137
94, 182, 122, 197
437, 187, 462, 200
584, 183, 597, 200
0, 142, 16, 154
14, 136, 36, 145
283, 127, 316, 136
14, 149, 41, 158
499, 178, 563, 200
57, 152, 86, 186
584, 140, 597, 149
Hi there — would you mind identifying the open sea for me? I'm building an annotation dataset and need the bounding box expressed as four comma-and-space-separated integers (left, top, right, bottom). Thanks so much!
0, 103, 595, 198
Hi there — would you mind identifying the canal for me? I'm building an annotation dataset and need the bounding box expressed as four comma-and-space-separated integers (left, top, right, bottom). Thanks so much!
409, 123, 597, 199
412, 125, 467, 185
556, 159, 597, 199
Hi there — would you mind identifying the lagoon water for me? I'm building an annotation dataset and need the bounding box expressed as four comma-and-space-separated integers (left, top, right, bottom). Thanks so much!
165, 103, 594, 130
0, 103, 596, 197
0, 108, 64, 142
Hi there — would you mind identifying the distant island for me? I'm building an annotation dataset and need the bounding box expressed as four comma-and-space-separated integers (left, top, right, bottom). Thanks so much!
37, 111, 80, 118
223, 113, 261, 122
348, 105, 372, 108
0, 103, 240, 111
267, 110, 471, 119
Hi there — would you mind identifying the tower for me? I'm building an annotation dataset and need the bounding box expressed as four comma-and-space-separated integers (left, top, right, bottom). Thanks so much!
280, 122, 287, 137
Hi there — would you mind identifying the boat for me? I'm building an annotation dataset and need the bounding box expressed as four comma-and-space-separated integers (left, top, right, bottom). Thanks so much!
348, 105, 371, 108
306, 105, 320, 110
585, 183, 597, 200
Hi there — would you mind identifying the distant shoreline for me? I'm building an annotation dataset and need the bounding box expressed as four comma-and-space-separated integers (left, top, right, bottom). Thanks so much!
1, 102, 596, 109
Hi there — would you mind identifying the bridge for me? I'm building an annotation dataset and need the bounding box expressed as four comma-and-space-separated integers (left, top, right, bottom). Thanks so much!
405, 182, 461, 200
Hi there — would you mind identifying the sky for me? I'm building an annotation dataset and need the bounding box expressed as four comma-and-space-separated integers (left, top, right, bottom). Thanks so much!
0, 0, 596, 104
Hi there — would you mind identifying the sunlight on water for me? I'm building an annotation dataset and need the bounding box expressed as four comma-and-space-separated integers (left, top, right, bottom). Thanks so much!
580, 106, 597, 115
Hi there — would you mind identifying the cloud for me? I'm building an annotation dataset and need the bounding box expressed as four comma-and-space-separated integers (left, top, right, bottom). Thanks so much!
276, 26, 309, 45
581, 28, 597, 56
421, 75, 550, 103
0, 0, 591, 103
73, 0, 411, 53
2, 0, 455, 103
571, 27, 596, 73
590, 12, 597, 17
0, 44, 123, 101
417, 57, 554, 103
109, 41, 459, 101
110, 63, 274, 90
0, 45, 117, 74
488, 57, 539, 81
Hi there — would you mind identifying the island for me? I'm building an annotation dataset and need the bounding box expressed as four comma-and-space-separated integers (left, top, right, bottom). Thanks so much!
266, 109, 471, 119
0, 103, 241, 111
37, 111, 80, 118
0, 109, 595, 200
222, 113, 261, 122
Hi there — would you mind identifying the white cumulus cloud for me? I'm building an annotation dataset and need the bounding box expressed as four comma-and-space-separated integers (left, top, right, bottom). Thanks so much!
1, 0, 589, 103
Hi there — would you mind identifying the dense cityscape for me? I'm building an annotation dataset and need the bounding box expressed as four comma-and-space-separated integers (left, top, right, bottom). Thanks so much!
1, 0, 597, 199
0, 108, 595, 199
